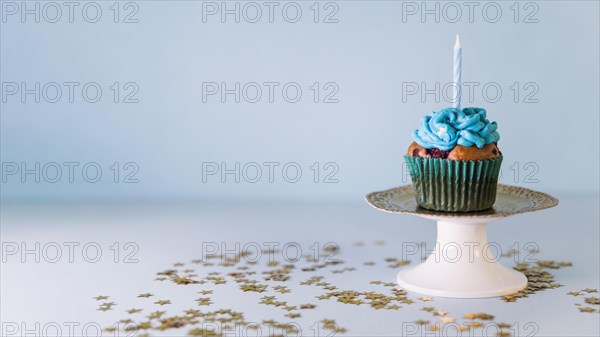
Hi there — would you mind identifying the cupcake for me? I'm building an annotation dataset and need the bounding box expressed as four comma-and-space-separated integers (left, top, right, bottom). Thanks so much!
404, 107, 502, 212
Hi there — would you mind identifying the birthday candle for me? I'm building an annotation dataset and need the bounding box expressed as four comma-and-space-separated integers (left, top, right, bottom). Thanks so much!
453, 34, 462, 110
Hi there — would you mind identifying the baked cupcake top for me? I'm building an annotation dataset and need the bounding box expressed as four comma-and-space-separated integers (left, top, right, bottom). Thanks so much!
412, 107, 500, 151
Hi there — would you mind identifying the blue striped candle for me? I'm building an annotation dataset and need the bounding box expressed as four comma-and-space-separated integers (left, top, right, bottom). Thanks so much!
453, 34, 462, 110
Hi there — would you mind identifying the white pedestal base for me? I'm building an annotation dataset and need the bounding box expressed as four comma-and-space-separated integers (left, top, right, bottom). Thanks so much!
397, 220, 527, 298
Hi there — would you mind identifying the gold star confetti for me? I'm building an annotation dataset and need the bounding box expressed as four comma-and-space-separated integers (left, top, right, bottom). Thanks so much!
187, 328, 207, 336
147, 310, 166, 319
172, 275, 199, 285
427, 324, 440, 331
387, 260, 411, 268
497, 330, 512, 337
455, 325, 470, 332
130, 321, 152, 330
463, 312, 494, 320
273, 286, 291, 294
501, 293, 527, 302
240, 284, 267, 293
501, 261, 569, 302
184, 309, 201, 316
196, 297, 213, 306
321, 319, 340, 331
91, 243, 584, 337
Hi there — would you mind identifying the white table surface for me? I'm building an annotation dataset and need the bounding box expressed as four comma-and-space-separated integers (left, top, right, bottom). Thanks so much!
1, 194, 599, 336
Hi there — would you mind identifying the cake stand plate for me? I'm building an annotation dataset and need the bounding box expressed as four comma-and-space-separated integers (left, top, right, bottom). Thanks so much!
365, 184, 558, 298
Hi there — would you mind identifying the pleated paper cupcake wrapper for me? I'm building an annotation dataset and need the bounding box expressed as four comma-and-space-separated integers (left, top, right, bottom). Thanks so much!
403, 155, 503, 212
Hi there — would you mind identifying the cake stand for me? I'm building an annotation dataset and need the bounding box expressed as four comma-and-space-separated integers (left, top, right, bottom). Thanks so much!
365, 184, 558, 298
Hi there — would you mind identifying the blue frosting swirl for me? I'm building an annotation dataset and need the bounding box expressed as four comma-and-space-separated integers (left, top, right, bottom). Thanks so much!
412, 107, 500, 151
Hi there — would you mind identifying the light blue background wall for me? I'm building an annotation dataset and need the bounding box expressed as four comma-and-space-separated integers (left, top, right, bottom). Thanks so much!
1, 1, 599, 201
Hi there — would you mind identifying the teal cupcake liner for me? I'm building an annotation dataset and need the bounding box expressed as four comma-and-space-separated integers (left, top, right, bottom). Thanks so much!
403, 155, 503, 212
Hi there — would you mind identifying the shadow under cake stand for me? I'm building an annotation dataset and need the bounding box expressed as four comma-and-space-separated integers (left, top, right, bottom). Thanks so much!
365, 184, 558, 298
